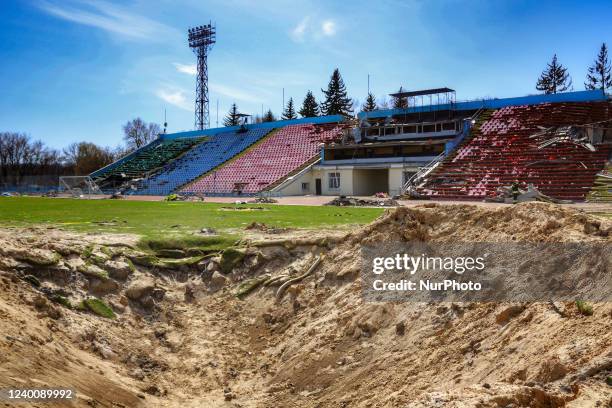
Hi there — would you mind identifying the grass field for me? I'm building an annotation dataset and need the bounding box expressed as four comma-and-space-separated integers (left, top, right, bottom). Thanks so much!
0, 197, 384, 239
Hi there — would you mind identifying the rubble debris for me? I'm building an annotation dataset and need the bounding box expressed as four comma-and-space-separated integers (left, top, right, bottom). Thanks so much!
325, 195, 399, 207
485, 183, 573, 204
529, 125, 596, 151
244, 222, 288, 234
248, 196, 278, 204
164, 193, 190, 201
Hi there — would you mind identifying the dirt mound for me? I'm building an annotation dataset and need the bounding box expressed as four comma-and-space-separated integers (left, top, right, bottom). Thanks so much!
0, 203, 610, 407
351, 201, 611, 244
253, 203, 611, 406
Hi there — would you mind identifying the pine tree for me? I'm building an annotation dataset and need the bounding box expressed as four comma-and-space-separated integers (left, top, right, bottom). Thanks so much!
392, 86, 408, 109
536, 54, 572, 94
223, 103, 240, 127
282, 97, 297, 120
320, 68, 353, 116
585, 43, 612, 92
362, 92, 377, 112
262, 109, 276, 122
298, 91, 319, 117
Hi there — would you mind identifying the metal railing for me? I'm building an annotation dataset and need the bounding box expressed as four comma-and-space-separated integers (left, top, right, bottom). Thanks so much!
400, 152, 445, 194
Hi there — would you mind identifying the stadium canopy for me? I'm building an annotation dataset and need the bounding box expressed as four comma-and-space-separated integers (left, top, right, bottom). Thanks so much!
389, 87, 455, 98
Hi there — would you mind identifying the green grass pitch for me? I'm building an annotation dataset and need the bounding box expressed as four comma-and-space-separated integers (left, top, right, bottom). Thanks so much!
0, 197, 384, 240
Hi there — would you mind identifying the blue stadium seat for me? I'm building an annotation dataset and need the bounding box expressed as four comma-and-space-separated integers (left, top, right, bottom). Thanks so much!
132, 128, 270, 195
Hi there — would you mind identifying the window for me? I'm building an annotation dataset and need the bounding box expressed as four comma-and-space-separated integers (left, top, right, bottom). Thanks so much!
301, 182, 310, 191
328, 172, 341, 189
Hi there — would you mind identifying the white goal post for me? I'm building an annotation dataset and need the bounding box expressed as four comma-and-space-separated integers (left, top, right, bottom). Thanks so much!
59, 176, 102, 198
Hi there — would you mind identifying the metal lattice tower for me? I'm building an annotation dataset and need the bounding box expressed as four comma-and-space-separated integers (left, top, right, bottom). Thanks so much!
188, 23, 216, 130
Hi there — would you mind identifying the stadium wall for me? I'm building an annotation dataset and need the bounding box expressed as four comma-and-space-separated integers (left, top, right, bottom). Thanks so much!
288, 164, 417, 197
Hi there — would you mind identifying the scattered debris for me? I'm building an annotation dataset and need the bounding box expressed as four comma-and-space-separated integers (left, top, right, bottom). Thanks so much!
220, 206, 266, 211
164, 193, 191, 201
530, 125, 596, 151
248, 196, 278, 204
325, 195, 399, 207
486, 183, 573, 204
244, 222, 288, 234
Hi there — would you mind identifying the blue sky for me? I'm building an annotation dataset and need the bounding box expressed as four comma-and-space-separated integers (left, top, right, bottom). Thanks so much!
0, 0, 610, 149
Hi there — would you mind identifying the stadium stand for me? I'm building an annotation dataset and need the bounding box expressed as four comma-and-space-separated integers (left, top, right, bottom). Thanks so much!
133, 128, 271, 196
417, 102, 612, 201
181, 124, 343, 195
92, 137, 206, 189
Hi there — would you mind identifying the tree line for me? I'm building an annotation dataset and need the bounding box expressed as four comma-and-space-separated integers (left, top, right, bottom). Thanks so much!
224, 42, 612, 124
0, 118, 161, 187
224, 68, 355, 126
535, 43, 610, 94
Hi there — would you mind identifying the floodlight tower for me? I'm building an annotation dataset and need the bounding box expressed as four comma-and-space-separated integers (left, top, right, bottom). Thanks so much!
188, 22, 216, 130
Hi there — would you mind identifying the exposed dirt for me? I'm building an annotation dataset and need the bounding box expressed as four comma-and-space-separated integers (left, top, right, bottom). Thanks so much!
0, 203, 611, 407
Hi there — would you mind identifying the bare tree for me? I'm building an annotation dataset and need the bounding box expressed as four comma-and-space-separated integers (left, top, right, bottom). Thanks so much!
0, 132, 64, 186
63, 142, 115, 175
377, 96, 390, 109
122, 118, 161, 151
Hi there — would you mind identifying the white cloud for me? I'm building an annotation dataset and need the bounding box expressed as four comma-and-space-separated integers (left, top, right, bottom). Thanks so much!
289, 16, 338, 42
210, 84, 263, 103
38, 0, 176, 41
290, 17, 309, 42
173, 63, 197, 76
156, 88, 192, 111
321, 20, 336, 36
